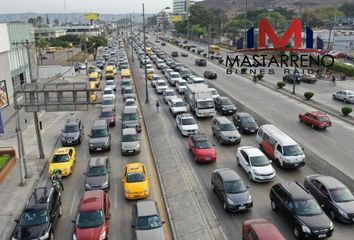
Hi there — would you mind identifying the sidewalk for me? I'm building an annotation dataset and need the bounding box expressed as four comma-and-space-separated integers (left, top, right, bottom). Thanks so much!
0, 110, 73, 240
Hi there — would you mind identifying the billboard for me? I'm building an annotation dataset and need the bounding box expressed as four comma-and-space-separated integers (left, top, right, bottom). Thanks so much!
84, 13, 99, 21
169, 15, 183, 23
0, 80, 9, 110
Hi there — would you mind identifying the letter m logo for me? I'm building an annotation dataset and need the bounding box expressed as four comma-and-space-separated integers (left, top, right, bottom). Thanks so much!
258, 18, 302, 48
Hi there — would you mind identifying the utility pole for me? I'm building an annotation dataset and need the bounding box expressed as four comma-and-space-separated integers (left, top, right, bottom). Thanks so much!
207, 24, 211, 59
84, 32, 88, 76
243, 0, 248, 49
15, 108, 26, 185
143, 3, 149, 104
130, 13, 134, 63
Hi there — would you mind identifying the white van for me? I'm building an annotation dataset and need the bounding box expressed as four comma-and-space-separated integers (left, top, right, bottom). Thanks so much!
256, 124, 305, 168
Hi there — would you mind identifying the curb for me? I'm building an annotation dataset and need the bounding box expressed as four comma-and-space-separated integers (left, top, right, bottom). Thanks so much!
0, 157, 16, 183
126, 43, 178, 240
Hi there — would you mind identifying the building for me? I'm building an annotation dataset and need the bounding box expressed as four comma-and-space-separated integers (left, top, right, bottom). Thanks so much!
0, 23, 36, 109
35, 27, 67, 40
173, 0, 190, 14
60, 24, 103, 36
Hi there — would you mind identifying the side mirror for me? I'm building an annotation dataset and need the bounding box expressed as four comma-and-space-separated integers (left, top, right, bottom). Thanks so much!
162, 221, 166, 224
14, 219, 19, 223
87, 134, 91, 137
61, 129, 64, 133
131, 224, 136, 228
269, 160, 272, 163
247, 185, 250, 189
72, 219, 76, 224
321, 204, 325, 208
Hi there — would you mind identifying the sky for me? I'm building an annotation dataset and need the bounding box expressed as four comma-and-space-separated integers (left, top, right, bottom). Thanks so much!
0, 0, 173, 14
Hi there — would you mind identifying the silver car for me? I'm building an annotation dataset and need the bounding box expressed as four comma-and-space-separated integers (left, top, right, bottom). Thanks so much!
121, 128, 141, 155
132, 201, 165, 240
212, 116, 241, 145
88, 120, 111, 152
84, 157, 111, 191
121, 108, 142, 132
102, 96, 116, 112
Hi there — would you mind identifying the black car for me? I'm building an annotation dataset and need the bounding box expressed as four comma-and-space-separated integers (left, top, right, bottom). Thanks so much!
180, 68, 192, 80
195, 58, 207, 66
173, 63, 184, 72
204, 70, 217, 79
211, 168, 253, 212
270, 181, 334, 239
60, 118, 84, 146
283, 73, 301, 84
12, 187, 62, 240
171, 51, 178, 57
161, 42, 166, 46
232, 112, 259, 134
215, 96, 237, 115
304, 174, 354, 223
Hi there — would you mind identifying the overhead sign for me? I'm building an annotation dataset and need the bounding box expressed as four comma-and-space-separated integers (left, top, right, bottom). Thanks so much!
84, 13, 99, 21
169, 15, 182, 23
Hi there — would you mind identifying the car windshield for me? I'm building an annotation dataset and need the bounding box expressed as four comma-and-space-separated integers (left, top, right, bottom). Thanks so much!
52, 154, 69, 163
212, 90, 219, 95
122, 134, 139, 142
64, 125, 79, 133
107, 82, 114, 86
136, 215, 162, 230
329, 187, 354, 202
182, 70, 190, 74
195, 140, 213, 149
157, 82, 167, 87
171, 74, 180, 78
224, 180, 247, 194
221, 99, 232, 105
123, 113, 138, 121
104, 90, 113, 95
91, 129, 108, 138
182, 118, 196, 125
197, 100, 214, 109
77, 210, 104, 229
124, 89, 133, 94
126, 172, 145, 182
283, 145, 303, 156
122, 81, 131, 86
125, 101, 136, 107
250, 155, 270, 166
240, 116, 255, 123
166, 92, 175, 96
220, 124, 236, 131
89, 78, 97, 82
103, 99, 114, 105
87, 165, 107, 177
20, 209, 48, 226
179, 82, 187, 86
294, 199, 322, 216
318, 116, 329, 122
174, 102, 186, 107
101, 111, 113, 117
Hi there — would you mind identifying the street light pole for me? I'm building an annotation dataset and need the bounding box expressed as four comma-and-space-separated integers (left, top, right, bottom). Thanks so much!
243, 0, 248, 49
143, 3, 149, 104
130, 13, 134, 63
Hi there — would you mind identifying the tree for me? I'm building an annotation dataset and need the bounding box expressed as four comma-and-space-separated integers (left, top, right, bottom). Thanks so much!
28, 17, 37, 27
36, 16, 43, 27
190, 24, 207, 38
37, 37, 48, 50
339, 3, 354, 17
81, 36, 107, 60
53, 19, 60, 26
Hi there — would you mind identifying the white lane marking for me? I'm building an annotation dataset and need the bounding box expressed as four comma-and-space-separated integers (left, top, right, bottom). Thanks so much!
70, 191, 78, 215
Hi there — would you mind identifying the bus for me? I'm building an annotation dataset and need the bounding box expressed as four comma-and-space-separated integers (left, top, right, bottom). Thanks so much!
209, 45, 220, 54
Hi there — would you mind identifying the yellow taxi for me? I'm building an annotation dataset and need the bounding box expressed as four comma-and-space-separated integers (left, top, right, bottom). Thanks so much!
121, 69, 131, 79
147, 69, 156, 80
48, 147, 76, 177
89, 82, 97, 102
145, 47, 152, 55
89, 72, 100, 88
105, 66, 115, 80
122, 163, 150, 200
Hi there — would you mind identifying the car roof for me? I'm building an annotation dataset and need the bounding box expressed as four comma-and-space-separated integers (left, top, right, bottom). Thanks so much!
247, 219, 285, 240
54, 147, 71, 155
103, 96, 114, 101
280, 181, 311, 200
93, 119, 107, 128
214, 168, 241, 182
179, 113, 193, 118
122, 128, 137, 135
88, 157, 108, 167
78, 190, 104, 212
237, 112, 252, 117
27, 187, 53, 210
126, 162, 144, 173
65, 118, 80, 126
123, 108, 138, 114
101, 108, 113, 113
307, 111, 327, 117
311, 175, 345, 189
259, 124, 298, 146
136, 200, 158, 217
192, 133, 209, 141
240, 146, 264, 157
214, 116, 232, 124
104, 87, 113, 91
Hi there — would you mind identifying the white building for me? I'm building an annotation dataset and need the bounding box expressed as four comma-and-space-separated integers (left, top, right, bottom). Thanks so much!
35, 27, 67, 40
60, 25, 103, 36
173, 0, 190, 14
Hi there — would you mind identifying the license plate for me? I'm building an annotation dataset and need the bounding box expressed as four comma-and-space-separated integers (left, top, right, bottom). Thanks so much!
96, 148, 102, 151
250, 130, 255, 133
67, 141, 72, 143
228, 110, 233, 112
295, 163, 299, 166
239, 206, 246, 210
205, 158, 211, 161
128, 150, 134, 153
318, 234, 326, 238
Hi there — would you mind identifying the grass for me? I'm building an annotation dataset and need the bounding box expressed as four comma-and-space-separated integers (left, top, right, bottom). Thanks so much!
69, 52, 88, 63
0, 155, 11, 171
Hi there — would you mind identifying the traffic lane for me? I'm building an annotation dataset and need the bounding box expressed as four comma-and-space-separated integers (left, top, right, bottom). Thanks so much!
53, 71, 162, 240
148, 72, 353, 240
156, 41, 354, 178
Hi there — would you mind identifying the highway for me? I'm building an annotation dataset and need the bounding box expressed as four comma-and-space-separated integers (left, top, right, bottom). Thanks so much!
129, 36, 354, 239
51, 46, 172, 240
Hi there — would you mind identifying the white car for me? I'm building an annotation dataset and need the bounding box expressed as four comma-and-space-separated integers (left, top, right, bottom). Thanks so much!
167, 72, 182, 86
209, 88, 220, 101
103, 87, 115, 100
176, 113, 199, 136
151, 74, 162, 88
155, 80, 168, 94
188, 76, 206, 85
164, 69, 174, 78
176, 79, 188, 94
168, 98, 188, 116
332, 90, 354, 103
124, 98, 137, 110
106, 80, 116, 91
236, 146, 276, 182
163, 89, 177, 103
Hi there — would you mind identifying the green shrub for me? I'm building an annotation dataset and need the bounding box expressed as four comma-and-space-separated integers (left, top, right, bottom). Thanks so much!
342, 107, 352, 116
322, 58, 354, 77
304, 92, 314, 100
256, 74, 264, 80
241, 67, 247, 74
203, 53, 207, 57
277, 81, 286, 89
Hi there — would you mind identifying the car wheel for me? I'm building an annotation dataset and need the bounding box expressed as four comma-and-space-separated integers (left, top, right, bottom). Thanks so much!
70, 167, 73, 175
223, 202, 228, 211
211, 181, 215, 191
275, 158, 281, 167
311, 124, 315, 129
332, 95, 336, 100
59, 204, 63, 217
219, 137, 223, 144
259, 144, 264, 152
78, 136, 82, 144
293, 226, 300, 239
271, 199, 277, 211
236, 156, 240, 165
240, 127, 244, 134
248, 172, 253, 181
344, 98, 348, 103
49, 230, 54, 240
329, 210, 336, 220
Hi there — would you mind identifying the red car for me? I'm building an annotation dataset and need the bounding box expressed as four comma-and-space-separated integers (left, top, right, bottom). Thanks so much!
299, 111, 332, 129
73, 190, 110, 240
328, 50, 348, 59
242, 218, 285, 240
188, 133, 216, 162
99, 108, 116, 127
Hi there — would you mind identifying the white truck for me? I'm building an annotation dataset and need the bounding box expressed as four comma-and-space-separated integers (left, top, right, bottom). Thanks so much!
185, 84, 216, 118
